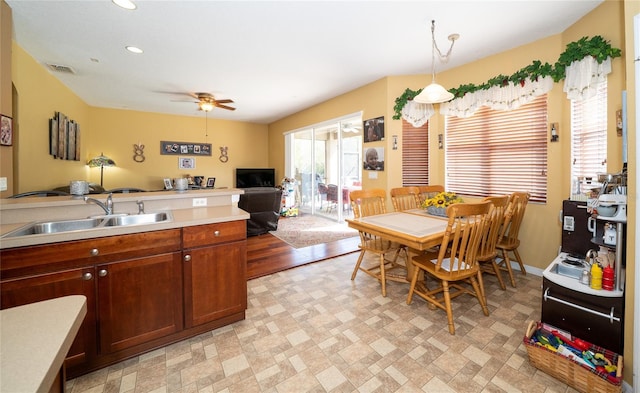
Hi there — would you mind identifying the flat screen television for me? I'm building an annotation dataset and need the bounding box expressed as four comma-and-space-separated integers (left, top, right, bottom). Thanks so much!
235, 168, 276, 188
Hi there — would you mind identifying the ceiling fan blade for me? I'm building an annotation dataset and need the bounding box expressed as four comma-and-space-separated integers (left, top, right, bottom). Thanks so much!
213, 99, 234, 104
215, 104, 236, 111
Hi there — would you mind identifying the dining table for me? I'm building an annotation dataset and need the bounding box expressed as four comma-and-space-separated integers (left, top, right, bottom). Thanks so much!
346, 209, 450, 279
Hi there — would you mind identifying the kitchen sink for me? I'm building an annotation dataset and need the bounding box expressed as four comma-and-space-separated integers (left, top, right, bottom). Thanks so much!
104, 212, 172, 227
550, 261, 586, 280
2, 218, 104, 237
2, 212, 173, 238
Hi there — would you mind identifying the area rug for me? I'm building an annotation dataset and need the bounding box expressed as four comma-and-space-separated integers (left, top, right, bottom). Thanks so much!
270, 214, 358, 248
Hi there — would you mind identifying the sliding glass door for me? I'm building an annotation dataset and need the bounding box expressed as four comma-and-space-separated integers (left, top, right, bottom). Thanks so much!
286, 113, 362, 221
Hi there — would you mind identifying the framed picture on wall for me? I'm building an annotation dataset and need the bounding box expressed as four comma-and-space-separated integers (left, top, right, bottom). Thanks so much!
1, 115, 13, 146
363, 147, 384, 171
363, 116, 384, 143
179, 157, 195, 169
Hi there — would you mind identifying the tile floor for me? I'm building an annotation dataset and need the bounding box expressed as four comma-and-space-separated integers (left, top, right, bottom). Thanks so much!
66, 253, 580, 393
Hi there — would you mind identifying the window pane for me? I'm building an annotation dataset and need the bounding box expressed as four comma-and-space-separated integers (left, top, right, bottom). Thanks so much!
571, 81, 607, 187
446, 95, 548, 203
402, 120, 429, 186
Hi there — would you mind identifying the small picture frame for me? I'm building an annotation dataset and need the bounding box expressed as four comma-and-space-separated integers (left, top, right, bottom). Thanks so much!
163, 178, 173, 190
1, 115, 13, 146
206, 177, 216, 188
179, 157, 195, 169
194, 176, 205, 187
363, 116, 384, 143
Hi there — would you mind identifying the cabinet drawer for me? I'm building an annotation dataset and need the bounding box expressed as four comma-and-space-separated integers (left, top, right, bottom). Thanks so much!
0, 229, 181, 279
182, 221, 246, 248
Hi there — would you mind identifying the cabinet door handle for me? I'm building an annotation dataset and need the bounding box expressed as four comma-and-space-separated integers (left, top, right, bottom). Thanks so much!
213, 230, 220, 237
98, 269, 108, 277
82, 272, 93, 281
90, 248, 99, 256
184, 254, 192, 262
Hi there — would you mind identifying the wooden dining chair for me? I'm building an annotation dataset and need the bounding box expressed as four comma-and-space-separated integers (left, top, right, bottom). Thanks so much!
417, 185, 445, 205
349, 188, 407, 296
476, 195, 511, 296
390, 186, 421, 212
496, 192, 530, 286
406, 201, 492, 335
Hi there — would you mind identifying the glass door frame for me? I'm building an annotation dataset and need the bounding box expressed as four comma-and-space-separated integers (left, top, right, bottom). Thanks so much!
284, 112, 362, 222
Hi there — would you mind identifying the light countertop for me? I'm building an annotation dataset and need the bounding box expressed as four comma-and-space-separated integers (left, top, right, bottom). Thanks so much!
0, 189, 250, 249
0, 295, 87, 393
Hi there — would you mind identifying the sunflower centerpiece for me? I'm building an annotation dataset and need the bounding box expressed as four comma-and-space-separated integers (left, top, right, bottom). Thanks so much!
422, 191, 464, 216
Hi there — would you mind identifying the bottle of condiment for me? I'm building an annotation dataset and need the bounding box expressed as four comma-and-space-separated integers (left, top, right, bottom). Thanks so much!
602, 265, 614, 291
590, 263, 603, 290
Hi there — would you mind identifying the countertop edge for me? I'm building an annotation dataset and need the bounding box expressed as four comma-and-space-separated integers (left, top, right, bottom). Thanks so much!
0, 205, 250, 249
0, 295, 88, 393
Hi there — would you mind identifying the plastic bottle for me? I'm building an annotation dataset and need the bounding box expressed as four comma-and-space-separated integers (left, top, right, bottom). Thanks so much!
602, 265, 614, 291
590, 263, 603, 290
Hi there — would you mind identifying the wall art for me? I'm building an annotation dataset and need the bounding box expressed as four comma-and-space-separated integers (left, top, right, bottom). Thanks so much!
363, 147, 384, 171
161, 141, 212, 156
49, 111, 80, 160
179, 157, 195, 169
1, 115, 12, 146
363, 116, 384, 143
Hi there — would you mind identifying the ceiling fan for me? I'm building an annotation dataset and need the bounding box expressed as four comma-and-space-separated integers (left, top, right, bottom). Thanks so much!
174, 92, 236, 112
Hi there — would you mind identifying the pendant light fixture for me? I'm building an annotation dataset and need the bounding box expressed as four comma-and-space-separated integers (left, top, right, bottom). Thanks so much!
413, 20, 459, 104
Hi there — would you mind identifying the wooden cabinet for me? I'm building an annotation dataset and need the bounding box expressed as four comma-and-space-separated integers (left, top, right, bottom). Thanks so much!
0, 268, 96, 370
183, 221, 247, 328
96, 252, 183, 354
0, 219, 247, 379
0, 229, 181, 374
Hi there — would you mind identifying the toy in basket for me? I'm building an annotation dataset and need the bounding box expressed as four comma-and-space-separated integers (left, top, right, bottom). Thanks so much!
523, 321, 623, 393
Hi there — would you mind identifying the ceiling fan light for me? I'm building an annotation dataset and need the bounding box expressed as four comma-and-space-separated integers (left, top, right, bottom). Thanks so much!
413, 82, 454, 104
199, 102, 214, 112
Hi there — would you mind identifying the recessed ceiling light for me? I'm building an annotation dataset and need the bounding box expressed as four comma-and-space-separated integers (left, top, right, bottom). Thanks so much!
112, 0, 136, 10
125, 46, 143, 54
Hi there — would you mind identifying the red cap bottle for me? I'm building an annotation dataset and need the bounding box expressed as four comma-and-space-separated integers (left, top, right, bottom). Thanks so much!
602, 265, 614, 291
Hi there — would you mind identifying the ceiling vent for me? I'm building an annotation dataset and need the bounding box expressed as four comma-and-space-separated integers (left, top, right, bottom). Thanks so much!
45, 63, 76, 74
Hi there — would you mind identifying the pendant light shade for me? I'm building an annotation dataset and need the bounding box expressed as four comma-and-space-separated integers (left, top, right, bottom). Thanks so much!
414, 82, 454, 104
415, 20, 459, 105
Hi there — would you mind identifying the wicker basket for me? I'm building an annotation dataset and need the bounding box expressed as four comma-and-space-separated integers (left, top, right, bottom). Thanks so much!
524, 321, 623, 393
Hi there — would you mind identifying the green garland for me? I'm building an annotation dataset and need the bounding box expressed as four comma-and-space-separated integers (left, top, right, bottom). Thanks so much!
393, 35, 622, 120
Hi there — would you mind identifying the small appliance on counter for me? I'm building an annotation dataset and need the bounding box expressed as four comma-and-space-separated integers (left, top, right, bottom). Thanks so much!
541, 199, 626, 354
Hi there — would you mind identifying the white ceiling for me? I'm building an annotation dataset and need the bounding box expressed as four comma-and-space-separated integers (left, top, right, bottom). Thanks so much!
7, 0, 603, 124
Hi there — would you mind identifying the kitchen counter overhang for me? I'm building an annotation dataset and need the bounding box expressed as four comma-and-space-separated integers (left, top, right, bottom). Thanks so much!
0, 189, 250, 249
0, 295, 87, 393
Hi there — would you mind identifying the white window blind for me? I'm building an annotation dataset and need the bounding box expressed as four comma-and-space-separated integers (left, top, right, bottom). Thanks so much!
571, 81, 607, 183
402, 119, 429, 186
445, 95, 548, 203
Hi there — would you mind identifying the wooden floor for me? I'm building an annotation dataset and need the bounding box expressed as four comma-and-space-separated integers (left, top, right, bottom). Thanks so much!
246, 232, 360, 280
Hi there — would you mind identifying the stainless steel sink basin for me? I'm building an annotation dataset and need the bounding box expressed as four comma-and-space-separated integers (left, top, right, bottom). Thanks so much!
2, 218, 104, 237
104, 212, 172, 227
2, 212, 173, 238
550, 261, 586, 280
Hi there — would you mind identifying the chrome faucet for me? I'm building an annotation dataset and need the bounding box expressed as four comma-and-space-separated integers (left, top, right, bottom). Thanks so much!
84, 193, 114, 215
136, 200, 145, 214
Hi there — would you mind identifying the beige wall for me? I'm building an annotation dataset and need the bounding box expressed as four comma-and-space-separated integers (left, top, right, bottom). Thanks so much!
0, 1, 12, 196
10, 44, 269, 192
